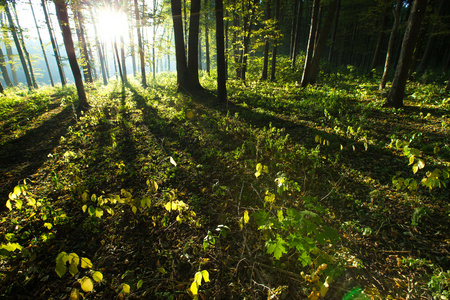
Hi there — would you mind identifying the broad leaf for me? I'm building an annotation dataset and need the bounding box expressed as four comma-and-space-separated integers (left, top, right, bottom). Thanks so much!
95, 208, 103, 218
190, 281, 199, 296
201, 270, 210, 283
81, 257, 93, 269
79, 276, 94, 292
266, 236, 287, 260
92, 271, 103, 282
243, 211, 249, 224
194, 271, 203, 285
122, 283, 130, 294
136, 279, 143, 289
70, 288, 80, 300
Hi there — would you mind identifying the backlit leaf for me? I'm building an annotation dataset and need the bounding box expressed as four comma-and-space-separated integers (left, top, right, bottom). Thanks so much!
70, 288, 80, 300
417, 159, 425, 169
122, 283, 130, 294
79, 276, 93, 292
92, 271, 103, 282
190, 281, 199, 296
82, 205, 87, 213
88, 206, 95, 216
255, 163, 262, 178
201, 270, 210, 283
95, 208, 103, 218
6, 200, 12, 211
194, 271, 203, 285
44, 223, 53, 229
137, 279, 143, 289
169, 156, 177, 166
81, 257, 93, 268
243, 211, 249, 224
266, 236, 287, 260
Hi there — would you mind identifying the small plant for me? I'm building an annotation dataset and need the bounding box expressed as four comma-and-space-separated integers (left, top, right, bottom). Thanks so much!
188, 270, 210, 299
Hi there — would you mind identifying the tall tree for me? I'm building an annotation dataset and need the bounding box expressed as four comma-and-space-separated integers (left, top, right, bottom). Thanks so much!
0, 47, 13, 87
385, 0, 427, 108
328, 0, 340, 63
187, 0, 202, 90
53, 0, 88, 109
380, 0, 403, 90
269, 0, 280, 82
260, 0, 271, 81
73, 5, 93, 83
30, 0, 54, 86
89, 7, 108, 85
42, 0, 66, 86
1, 13, 18, 86
204, 0, 210, 75
215, 0, 227, 102
0, 79, 4, 94
12, 2, 38, 88
134, 0, 147, 88
3, 2, 33, 89
291, 0, 303, 68
301, 0, 338, 87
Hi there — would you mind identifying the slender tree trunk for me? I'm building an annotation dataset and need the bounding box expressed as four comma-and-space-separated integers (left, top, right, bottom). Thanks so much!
1, 13, 18, 86
370, 10, 389, 71
90, 8, 108, 85
385, 0, 427, 108
205, 0, 210, 75
53, 0, 88, 109
134, 0, 147, 88
380, 0, 403, 90
73, 7, 93, 83
187, 0, 203, 90
30, 0, 54, 86
290, 0, 299, 60
216, 0, 227, 102
114, 39, 125, 83
300, 0, 320, 87
0, 80, 4, 94
0, 47, 13, 87
4, 4, 33, 89
270, 0, 280, 81
42, 0, 66, 86
152, 0, 157, 81
240, 0, 258, 81
12, 3, 38, 89
292, 0, 303, 68
120, 34, 127, 83
327, 0, 340, 63
261, 0, 271, 81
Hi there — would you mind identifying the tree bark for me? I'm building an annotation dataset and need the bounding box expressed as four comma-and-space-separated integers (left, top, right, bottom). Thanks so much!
4, 3, 33, 89
0, 47, 13, 87
292, 0, 303, 68
385, 0, 427, 108
30, 0, 54, 87
290, 0, 299, 60
134, 0, 147, 88
187, 0, 203, 90
73, 7, 93, 83
0, 80, 4, 94
54, 0, 89, 109
261, 0, 271, 81
1, 13, 18, 86
300, 0, 320, 87
42, 0, 66, 86
380, 0, 403, 90
270, 0, 280, 82
89, 8, 108, 85
370, 7, 389, 71
205, 0, 211, 75
215, 0, 227, 102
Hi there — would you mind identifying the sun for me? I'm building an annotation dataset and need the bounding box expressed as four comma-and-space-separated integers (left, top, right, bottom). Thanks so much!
96, 8, 128, 43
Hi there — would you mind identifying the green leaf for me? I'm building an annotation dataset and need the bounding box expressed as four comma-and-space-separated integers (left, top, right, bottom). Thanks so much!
78, 276, 94, 292
81, 257, 93, 269
88, 206, 95, 216
122, 283, 130, 294
266, 236, 287, 260
70, 288, 81, 300
412, 164, 419, 174
1, 242, 23, 252
44, 223, 53, 229
136, 279, 143, 289
82, 205, 87, 213
277, 209, 284, 222
408, 156, 415, 165
264, 191, 275, 203
92, 271, 103, 282
55, 261, 67, 278
95, 208, 103, 218
69, 262, 79, 276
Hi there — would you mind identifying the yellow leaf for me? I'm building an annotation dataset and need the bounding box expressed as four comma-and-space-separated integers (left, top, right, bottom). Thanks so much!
6, 200, 12, 211
132, 206, 137, 214
122, 283, 131, 294
243, 211, 249, 224
80, 257, 93, 269
92, 271, 103, 282
194, 271, 203, 285
201, 270, 210, 283
157, 267, 166, 274
70, 288, 80, 300
190, 281, 199, 296
78, 276, 94, 292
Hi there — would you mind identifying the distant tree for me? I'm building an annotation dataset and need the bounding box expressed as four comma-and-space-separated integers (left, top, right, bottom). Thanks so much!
3, 2, 33, 89
270, 0, 280, 82
89, 7, 108, 85
187, 0, 203, 90
73, 4, 93, 83
380, 0, 403, 90
260, 0, 271, 81
291, 0, 303, 68
30, 0, 54, 87
385, 0, 427, 108
0, 46, 13, 87
1, 13, 18, 86
42, 0, 66, 86
53, 0, 89, 110
134, 0, 147, 88
215, 0, 227, 102
370, 2, 390, 71
204, 0, 210, 75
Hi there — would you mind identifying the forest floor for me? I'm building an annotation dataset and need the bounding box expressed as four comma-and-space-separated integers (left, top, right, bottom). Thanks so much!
0, 71, 449, 299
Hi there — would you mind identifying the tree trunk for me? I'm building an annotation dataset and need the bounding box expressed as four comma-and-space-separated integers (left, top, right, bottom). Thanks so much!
0, 80, 4, 94
171, 0, 193, 91
42, 0, 66, 86
327, 0, 340, 63
12, 3, 38, 89
370, 7, 389, 71
270, 0, 280, 82
30, 0, 54, 87
261, 0, 271, 81
152, 0, 157, 81
4, 3, 33, 89
120, 34, 127, 83
0, 47, 13, 87
215, 0, 227, 102
90, 8, 108, 85
187, 0, 203, 90
53, 0, 89, 109
114, 39, 125, 83
240, 0, 259, 81
290, 0, 299, 59
300, 0, 320, 87
205, 0, 211, 75
134, 0, 147, 88
292, 0, 303, 68
380, 0, 403, 90
1, 13, 18, 86
385, 0, 427, 108
73, 7, 93, 83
